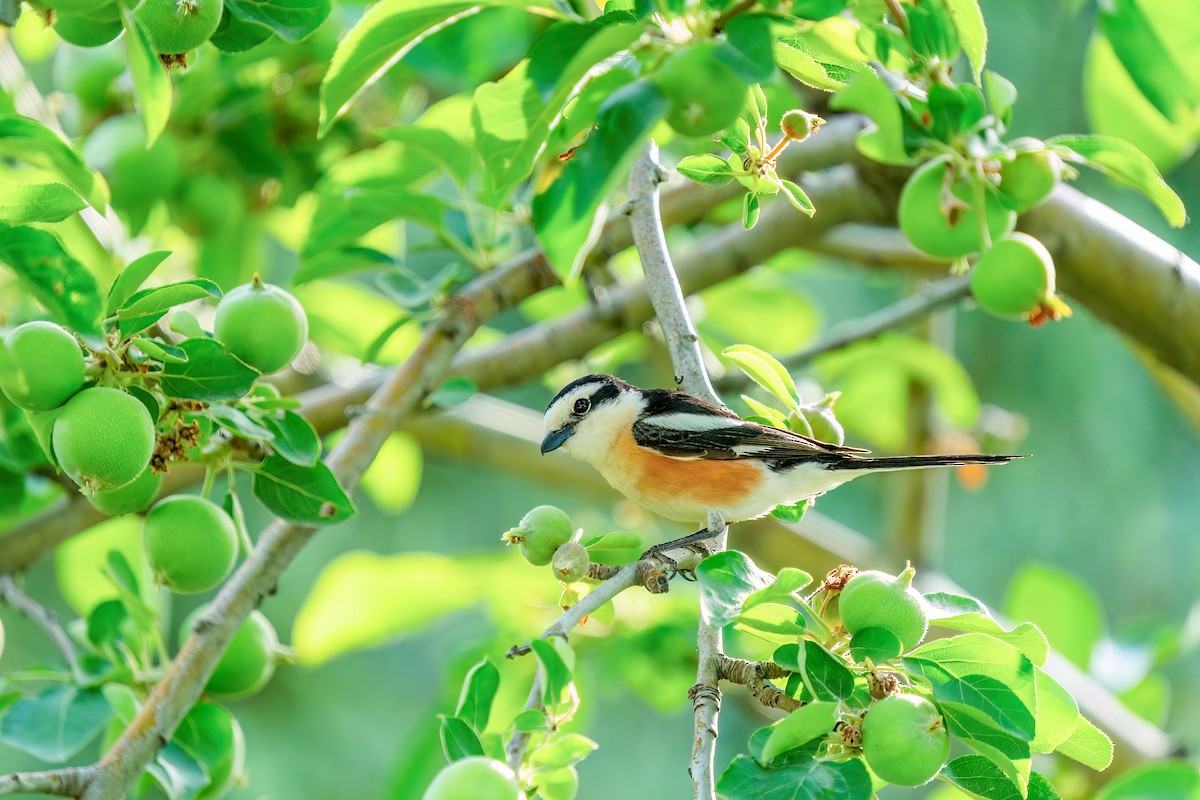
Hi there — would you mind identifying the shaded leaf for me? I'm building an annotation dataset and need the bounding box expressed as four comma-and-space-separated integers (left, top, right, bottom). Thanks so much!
0, 686, 111, 762
160, 338, 259, 402
0, 226, 103, 333
251, 454, 356, 525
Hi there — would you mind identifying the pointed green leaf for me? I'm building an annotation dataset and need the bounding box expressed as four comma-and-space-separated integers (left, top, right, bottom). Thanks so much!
0, 180, 85, 223
121, 4, 171, 145
1049, 134, 1186, 226
722, 343, 800, 410
251, 454, 357, 525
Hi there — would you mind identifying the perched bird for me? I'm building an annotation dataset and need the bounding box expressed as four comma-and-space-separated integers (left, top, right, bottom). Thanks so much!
541, 373, 1020, 530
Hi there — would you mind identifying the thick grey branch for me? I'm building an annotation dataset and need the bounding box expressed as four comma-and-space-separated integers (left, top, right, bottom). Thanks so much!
0, 767, 93, 798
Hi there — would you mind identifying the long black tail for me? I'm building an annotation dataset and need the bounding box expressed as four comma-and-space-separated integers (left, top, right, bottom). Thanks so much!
829, 453, 1024, 471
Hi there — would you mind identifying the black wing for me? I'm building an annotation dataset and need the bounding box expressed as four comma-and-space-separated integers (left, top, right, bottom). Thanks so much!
632, 389, 867, 462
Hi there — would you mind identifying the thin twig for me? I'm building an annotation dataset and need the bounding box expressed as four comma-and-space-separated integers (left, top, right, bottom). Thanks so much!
628, 142, 729, 800
717, 656, 802, 712
0, 576, 81, 679
0, 767, 93, 798
713, 275, 970, 394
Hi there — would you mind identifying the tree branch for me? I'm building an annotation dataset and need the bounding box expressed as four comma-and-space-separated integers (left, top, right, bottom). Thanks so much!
717, 656, 802, 712
1, 254, 556, 800
0, 768, 93, 798
0, 575, 80, 680
628, 142, 728, 800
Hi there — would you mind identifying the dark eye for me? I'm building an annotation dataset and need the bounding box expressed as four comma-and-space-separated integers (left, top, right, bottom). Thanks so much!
573, 398, 591, 415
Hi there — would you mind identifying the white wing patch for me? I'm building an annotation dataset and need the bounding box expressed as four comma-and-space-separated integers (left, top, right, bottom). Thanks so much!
638, 412, 747, 432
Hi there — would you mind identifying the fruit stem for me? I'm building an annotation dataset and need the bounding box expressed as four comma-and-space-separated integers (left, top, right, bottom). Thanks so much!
763, 136, 790, 164
897, 561, 916, 589
200, 463, 217, 500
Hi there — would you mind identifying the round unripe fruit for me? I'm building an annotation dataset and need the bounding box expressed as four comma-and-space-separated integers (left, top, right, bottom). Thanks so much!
423, 757, 524, 800
48, 0, 114, 14
969, 233, 1057, 319
508, 505, 573, 566
898, 156, 1016, 259
999, 146, 1062, 212
839, 566, 928, 654
53, 43, 126, 112
182, 608, 278, 699
144, 496, 238, 593
88, 467, 161, 516
175, 703, 245, 800
54, 12, 123, 47
551, 542, 589, 583
82, 114, 181, 210
800, 394, 844, 446
0, 321, 85, 411
213, 279, 308, 374
134, 0, 224, 54
862, 694, 949, 786
654, 44, 747, 137
781, 109, 821, 142
53, 387, 155, 492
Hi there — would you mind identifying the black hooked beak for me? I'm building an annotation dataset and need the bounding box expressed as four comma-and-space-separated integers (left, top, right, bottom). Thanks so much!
540, 425, 575, 454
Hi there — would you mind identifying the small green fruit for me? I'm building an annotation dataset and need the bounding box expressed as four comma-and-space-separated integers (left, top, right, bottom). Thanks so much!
969, 233, 1059, 319
49, 0, 114, 14
898, 156, 1016, 259
0, 321, 85, 411
53, 11, 122, 47
145, 496, 238, 593
551, 541, 589, 583
654, 44, 747, 137
423, 757, 525, 800
82, 113, 181, 212
134, 0, 224, 54
799, 393, 844, 446
173, 702, 245, 800
999, 142, 1062, 212
781, 109, 822, 142
503, 505, 573, 566
53, 387, 155, 492
213, 278, 308, 374
88, 467, 161, 516
182, 608, 278, 699
862, 694, 949, 786
838, 565, 928, 653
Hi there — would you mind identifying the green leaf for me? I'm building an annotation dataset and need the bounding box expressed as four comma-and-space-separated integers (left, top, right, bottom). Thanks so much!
945, 711, 1032, 796
0, 180, 85, 223
473, 23, 641, 203
120, 4, 171, 145
439, 715, 484, 761
0, 685, 111, 761
455, 658, 500, 734
530, 733, 598, 770
251, 454, 357, 525
224, 0, 329, 41
770, 499, 809, 523
849, 626, 903, 662
944, 0, 987, 81
378, 126, 473, 187
130, 337, 188, 364
716, 14, 776, 82
294, 247, 395, 286
778, 179, 815, 216
1096, 761, 1200, 800
1097, 0, 1198, 124
934, 672, 1037, 740
0, 226, 103, 333
531, 638, 575, 707
761, 701, 837, 762
106, 250, 171, 316
717, 747, 872, 800
0, 114, 106, 208
1056, 715, 1113, 771
943, 755, 1062, 800
532, 79, 667, 280
513, 709, 548, 732
929, 611, 1049, 667
696, 550, 774, 628
116, 279, 223, 338
722, 344, 800, 411
1003, 562, 1103, 670
677, 154, 735, 189
829, 69, 913, 165
160, 338, 260, 402
925, 591, 989, 618
1049, 134, 1186, 227
1030, 667, 1079, 754
148, 742, 210, 800
775, 641, 853, 702
207, 404, 275, 440
305, 187, 447, 256
983, 70, 1018, 127
261, 410, 321, 466
773, 31, 865, 91
741, 191, 760, 229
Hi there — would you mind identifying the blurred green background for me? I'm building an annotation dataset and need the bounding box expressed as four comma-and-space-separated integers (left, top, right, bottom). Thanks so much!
1, 0, 1198, 797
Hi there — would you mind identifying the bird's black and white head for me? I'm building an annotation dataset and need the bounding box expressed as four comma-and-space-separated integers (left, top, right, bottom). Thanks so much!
541, 374, 637, 463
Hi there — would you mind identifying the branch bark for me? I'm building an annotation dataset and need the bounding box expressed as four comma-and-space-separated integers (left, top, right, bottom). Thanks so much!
628, 142, 728, 800
0, 768, 92, 798
0, 575, 80, 680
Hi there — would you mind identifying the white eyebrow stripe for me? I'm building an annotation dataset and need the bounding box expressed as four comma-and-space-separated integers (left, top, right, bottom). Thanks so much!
640, 413, 746, 432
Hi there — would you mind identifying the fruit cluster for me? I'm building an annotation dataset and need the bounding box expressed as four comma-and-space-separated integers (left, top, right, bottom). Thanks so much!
501, 505, 588, 583
43, 0, 223, 61
898, 147, 1072, 326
